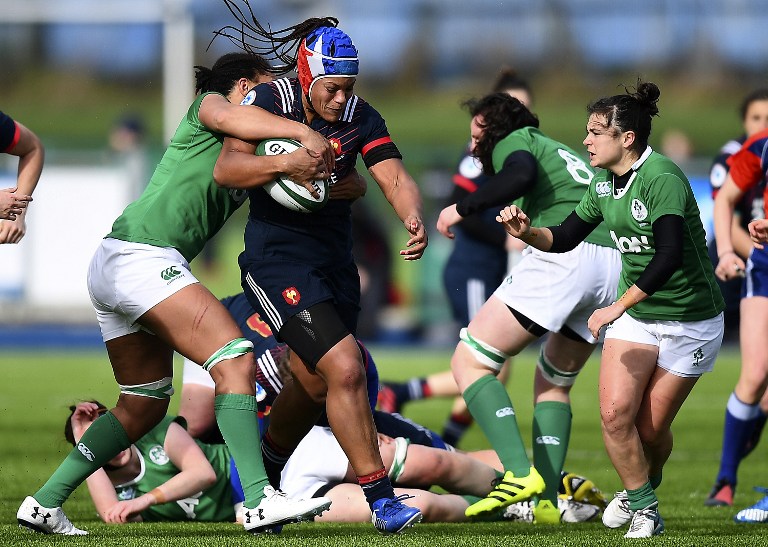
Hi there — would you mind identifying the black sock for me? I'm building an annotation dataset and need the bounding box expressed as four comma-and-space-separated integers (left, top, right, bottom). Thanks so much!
442, 413, 473, 447
359, 468, 395, 509
261, 432, 291, 489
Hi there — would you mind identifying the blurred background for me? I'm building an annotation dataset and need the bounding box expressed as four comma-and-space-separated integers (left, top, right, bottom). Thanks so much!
0, 0, 764, 346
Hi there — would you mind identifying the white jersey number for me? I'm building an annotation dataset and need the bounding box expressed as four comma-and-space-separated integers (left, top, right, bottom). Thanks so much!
558, 149, 593, 185
176, 491, 203, 519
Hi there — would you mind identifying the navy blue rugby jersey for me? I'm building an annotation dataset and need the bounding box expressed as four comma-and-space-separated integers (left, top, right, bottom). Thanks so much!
241, 77, 402, 263
0, 111, 20, 152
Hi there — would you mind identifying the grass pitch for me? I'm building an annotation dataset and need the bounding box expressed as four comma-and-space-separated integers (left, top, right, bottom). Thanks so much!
0, 344, 765, 546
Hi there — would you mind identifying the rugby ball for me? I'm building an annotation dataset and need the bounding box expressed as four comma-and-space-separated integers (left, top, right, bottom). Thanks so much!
255, 138, 329, 213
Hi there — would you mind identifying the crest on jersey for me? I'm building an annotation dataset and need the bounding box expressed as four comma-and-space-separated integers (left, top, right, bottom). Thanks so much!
329, 137, 343, 156
282, 287, 301, 305
631, 198, 648, 221
148, 445, 170, 465
297, 26, 359, 99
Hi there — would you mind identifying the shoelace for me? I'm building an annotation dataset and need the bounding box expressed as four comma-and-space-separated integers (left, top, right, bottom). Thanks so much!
379, 494, 416, 516
628, 510, 654, 533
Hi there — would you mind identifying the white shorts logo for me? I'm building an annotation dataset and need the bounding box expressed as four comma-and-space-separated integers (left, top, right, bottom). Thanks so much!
496, 407, 515, 418
77, 442, 95, 462
536, 435, 561, 445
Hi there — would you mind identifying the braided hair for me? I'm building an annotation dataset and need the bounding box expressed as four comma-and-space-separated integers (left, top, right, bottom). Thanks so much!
212, 0, 339, 74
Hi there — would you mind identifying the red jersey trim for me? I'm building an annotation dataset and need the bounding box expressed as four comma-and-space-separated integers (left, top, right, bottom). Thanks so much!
453, 174, 478, 192
361, 136, 392, 156
3, 122, 20, 153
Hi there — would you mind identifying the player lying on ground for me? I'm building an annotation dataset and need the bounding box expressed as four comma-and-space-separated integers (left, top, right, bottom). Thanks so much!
63, 401, 325, 529
178, 293, 606, 523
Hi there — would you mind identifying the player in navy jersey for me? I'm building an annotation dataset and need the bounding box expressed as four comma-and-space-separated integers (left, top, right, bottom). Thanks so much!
710, 124, 768, 512
0, 110, 43, 242
707, 89, 768, 342
212, 7, 427, 534
379, 68, 532, 447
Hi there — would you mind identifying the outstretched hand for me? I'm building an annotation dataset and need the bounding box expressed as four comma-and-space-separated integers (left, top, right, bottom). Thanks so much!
400, 215, 427, 260
436, 204, 462, 239
496, 205, 531, 239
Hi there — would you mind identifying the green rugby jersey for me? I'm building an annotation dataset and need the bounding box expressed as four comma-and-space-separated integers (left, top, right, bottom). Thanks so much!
575, 148, 724, 321
113, 416, 235, 522
107, 92, 248, 262
492, 126, 613, 248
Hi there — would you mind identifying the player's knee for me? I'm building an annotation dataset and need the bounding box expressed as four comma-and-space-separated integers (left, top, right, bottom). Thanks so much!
536, 348, 581, 388
114, 393, 170, 439
324, 356, 366, 392
599, 402, 633, 437
636, 421, 666, 447
458, 328, 510, 373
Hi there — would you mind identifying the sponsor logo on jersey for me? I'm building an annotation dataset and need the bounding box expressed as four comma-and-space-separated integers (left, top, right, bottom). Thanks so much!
535, 435, 561, 446
77, 442, 95, 461
149, 444, 170, 465
631, 198, 649, 221
161, 266, 182, 282
596, 180, 611, 197
610, 230, 651, 254
246, 312, 273, 337
496, 406, 515, 418
282, 287, 301, 305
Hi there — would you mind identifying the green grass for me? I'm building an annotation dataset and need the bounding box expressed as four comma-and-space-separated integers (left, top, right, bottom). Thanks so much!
1, 345, 765, 546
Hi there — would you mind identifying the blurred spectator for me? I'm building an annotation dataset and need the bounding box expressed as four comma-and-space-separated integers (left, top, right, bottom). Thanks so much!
660, 128, 693, 165
109, 114, 148, 201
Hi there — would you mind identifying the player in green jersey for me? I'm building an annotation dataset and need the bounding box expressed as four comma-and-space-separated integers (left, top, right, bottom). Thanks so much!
65, 402, 240, 524
498, 80, 725, 538
436, 92, 621, 523
17, 52, 335, 536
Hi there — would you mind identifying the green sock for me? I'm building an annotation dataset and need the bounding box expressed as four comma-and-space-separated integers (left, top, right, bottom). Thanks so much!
627, 481, 658, 511
532, 401, 572, 503
215, 393, 269, 508
34, 412, 130, 508
650, 472, 663, 490
463, 375, 530, 477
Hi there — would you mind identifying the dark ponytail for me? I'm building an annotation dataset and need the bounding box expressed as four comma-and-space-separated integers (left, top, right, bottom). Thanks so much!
587, 79, 660, 154
463, 92, 539, 175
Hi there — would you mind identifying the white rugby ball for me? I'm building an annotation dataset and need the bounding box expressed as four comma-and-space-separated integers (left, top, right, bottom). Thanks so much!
255, 138, 329, 213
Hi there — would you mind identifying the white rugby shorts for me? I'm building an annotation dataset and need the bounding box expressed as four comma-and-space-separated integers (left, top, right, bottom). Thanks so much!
280, 426, 348, 499
493, 241, 621, 343
87, 238, 198, 342
182, 357, 215, 388
605, 311, 724, 377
